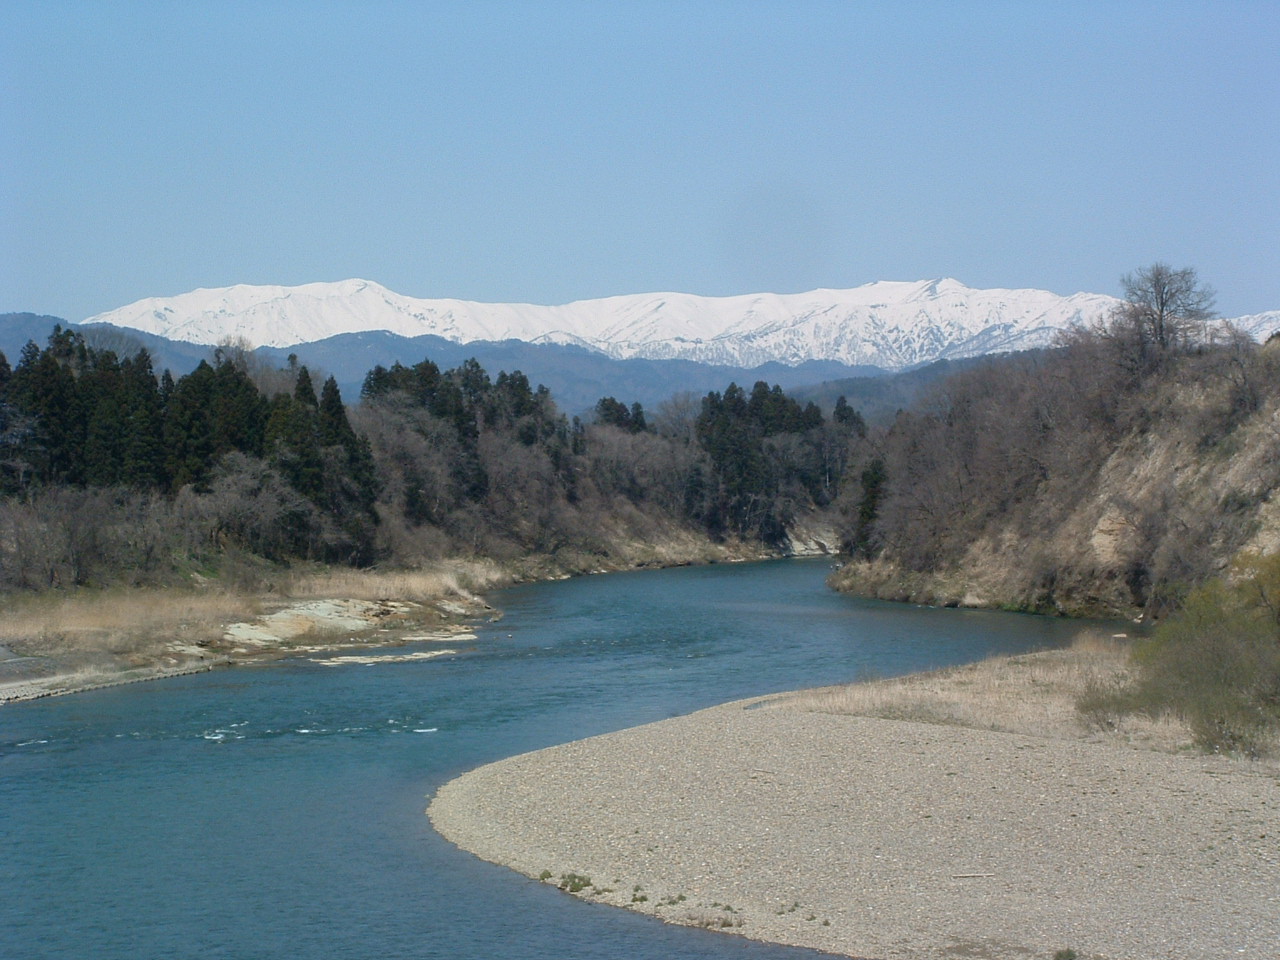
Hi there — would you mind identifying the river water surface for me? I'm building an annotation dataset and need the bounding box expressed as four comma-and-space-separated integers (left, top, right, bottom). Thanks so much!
2, 559, 1113, 959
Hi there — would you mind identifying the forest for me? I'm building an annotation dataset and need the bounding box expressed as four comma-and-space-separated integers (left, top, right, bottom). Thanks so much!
3, 264, 1279, 750
0, 327, 861, 590
2, 265, 1277, 616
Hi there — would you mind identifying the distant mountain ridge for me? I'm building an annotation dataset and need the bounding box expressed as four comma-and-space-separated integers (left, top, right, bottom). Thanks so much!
0, 313, 887, 417
9, 283, 1280, 419
82, 277, 1130, 371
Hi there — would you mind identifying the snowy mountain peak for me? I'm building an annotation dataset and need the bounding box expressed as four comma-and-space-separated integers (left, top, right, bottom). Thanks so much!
83, 278, 1131, 370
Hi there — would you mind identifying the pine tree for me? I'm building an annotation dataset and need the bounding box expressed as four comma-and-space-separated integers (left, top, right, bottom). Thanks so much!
120, 350, 165, 488
210, 357, 267, 457
80, 349, 127, 486
316, 375, 379, 516
594, 396, 633, 430
851, 458, 886, 558
163, 361, 217, 490
9, 335, 86, 483
317, 376, 356, 448
265, 394, 323, 501
293, 365, 318, 408
833, 396, 866, 437
629, 401, 647, 433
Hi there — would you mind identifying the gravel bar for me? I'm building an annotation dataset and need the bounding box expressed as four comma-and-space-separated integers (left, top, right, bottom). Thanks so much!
429, 697, 1280, 960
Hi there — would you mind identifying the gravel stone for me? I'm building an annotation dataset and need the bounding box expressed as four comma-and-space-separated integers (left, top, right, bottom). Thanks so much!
429, 697, 1280, 960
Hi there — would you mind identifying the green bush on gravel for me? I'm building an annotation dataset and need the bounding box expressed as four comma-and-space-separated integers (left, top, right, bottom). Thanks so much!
1080, 552, 1280, 757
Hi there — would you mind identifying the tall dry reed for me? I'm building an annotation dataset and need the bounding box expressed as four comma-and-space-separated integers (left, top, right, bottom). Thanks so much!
279, 558, 510, 602
0, 587, 261, 658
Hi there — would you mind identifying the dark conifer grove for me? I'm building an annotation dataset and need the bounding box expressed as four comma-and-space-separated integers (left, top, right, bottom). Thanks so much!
0, 328, 860, 589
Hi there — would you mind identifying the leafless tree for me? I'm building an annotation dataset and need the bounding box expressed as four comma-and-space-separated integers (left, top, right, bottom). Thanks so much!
1110, 262, 1216, 365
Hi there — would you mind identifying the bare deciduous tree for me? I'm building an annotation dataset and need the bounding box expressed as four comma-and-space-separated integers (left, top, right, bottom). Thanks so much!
1112, 262, 1217, 363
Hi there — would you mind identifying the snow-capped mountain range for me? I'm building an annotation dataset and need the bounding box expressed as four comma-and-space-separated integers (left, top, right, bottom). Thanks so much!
82, 278, 1279, 372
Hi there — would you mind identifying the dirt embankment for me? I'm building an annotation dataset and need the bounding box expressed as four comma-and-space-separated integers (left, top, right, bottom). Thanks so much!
831, 368, 1280, 621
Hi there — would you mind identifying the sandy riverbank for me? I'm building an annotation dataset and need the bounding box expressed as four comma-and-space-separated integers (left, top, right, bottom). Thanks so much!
0, 565, 501, 704
429, 645, 1280, 960
0, 535, 824, 705
0, 596, 479, 703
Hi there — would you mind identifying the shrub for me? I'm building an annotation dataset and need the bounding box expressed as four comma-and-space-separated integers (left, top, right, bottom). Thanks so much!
557, 873, 592, 893
1123, 554, 1280, 756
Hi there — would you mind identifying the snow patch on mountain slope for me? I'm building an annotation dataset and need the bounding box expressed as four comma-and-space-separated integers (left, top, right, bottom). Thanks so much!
85, 277, 1253, 371
1228, 311, 1280, 342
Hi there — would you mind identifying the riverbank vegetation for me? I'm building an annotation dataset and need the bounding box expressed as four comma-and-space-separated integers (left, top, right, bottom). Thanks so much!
830, 317, 1280, 618
0, 326, 856, 686
1077, 552, 1280, 756
824, 263, 1280, 754
0, 331, 857, 595
3, 262, 1279, 753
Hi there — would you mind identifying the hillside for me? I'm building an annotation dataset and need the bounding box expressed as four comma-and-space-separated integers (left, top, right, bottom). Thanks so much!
830, 330, 1280, 617
0, 314, 214, 385
0, 312, 881, 418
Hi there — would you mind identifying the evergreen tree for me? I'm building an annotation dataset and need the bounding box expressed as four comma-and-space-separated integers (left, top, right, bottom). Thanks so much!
294, 365, 318, 408
159, 369, 175, 405
120, 351, 165, 488
161, 354, 266, 490
345, 433, 381, 516
45, 325, 88, 371
9, 334, 86, 483
850, 458, 886, 558
491, 370, 537, 426
594, 396, 633, 430
697, 384, 773, 536
360, 363, 391, 400
163, 361, 216, 490
210, 358, 266, 456
316, 375, 379, 516
265, 394, 324, 501
414, 360, 448, 409
629, 401, 647, 433
0, 349, 17, 489
80, 349, 139, 486
454, 358, 490, 409
833, 395, 866, 437
317, 375, 357, 448
83, 395, 125, 485
592, 396, 648, 434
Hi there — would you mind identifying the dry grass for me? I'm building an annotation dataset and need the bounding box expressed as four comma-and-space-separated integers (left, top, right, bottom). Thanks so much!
0, 558, 508, 667
279, 558, 510, 603
776, 630, 1197, 754
0, 587, 262, 660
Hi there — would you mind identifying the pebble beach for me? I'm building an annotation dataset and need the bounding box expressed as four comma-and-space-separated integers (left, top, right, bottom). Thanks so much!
429, 696, 1280, 960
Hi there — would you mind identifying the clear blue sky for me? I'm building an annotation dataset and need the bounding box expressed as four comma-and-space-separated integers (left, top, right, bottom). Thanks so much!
3, 0, 1277, 321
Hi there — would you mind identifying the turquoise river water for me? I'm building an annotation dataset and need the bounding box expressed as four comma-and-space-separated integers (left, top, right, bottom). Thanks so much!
1, 558, 1116, 959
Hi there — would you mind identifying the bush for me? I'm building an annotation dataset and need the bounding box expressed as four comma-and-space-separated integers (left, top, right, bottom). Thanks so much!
1127, 554, 1280, 756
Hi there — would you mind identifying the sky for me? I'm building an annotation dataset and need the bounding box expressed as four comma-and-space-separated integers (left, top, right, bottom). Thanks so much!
3, 0, 1277, 322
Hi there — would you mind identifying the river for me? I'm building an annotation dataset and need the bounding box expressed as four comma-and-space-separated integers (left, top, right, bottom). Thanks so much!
1, 558, 1112, 959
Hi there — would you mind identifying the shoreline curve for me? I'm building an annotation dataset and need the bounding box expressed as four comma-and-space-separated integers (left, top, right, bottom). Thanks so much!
429, 696, 1279, 960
